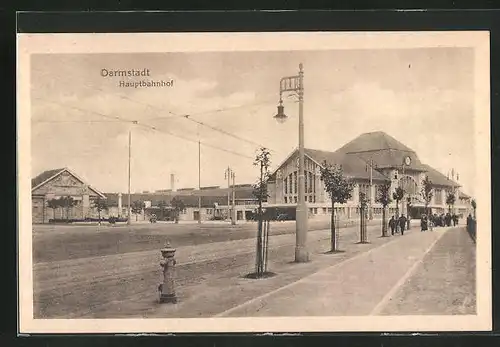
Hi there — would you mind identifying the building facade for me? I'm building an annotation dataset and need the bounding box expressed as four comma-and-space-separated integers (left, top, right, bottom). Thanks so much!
266, 131, 472, 220
31, 168, 107, 224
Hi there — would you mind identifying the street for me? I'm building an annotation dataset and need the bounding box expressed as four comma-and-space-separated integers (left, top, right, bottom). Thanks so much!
32, 221, 475, 318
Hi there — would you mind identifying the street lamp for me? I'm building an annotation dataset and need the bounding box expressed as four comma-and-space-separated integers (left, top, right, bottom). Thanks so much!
274, 63, 309, 263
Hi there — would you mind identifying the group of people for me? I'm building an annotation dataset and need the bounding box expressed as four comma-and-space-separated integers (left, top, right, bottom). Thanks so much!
388, 214, 410, 235
389, 211, 462, 234
420, 212, 460, 231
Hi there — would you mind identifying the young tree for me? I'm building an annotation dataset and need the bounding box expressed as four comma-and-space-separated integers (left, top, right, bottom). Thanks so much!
252, 147, 271, 276
359, 192, 369, 243
57, 196, 78, 221
320, 161, 355, 252
375, 181, 392, 237
471, 199, 477, 219
93, 197, 109, 224
392, 187, 405, 218
170, 197, 185, 224
252, 147, 272, 215
157, 200, 168, 220
446, 191, 456, 214
46, 198, 60, 221
131, 200, 145, 222
421, 175, 433, 216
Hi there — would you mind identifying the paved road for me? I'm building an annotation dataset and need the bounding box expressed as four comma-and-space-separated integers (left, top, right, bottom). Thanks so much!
33, 221, 381, 318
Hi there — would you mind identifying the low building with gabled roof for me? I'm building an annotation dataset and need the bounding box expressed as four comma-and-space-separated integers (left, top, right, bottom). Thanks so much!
267, 131, 472, 219
31, 167, 107, 223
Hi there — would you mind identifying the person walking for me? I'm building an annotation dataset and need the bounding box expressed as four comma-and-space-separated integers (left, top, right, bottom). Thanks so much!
420, 214, 428, 232
399, 214, 407, 235
389, 215, 396, 235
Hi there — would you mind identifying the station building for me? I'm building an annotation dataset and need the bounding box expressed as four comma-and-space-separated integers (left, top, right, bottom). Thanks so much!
266, 131, 473, 220
31, 131, 472, 224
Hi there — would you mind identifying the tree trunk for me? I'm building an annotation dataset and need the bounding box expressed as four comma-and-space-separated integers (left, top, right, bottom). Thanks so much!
98, 209, 101, 225
382, 206, 387, 237
330, 201, 336, 252
135, 213, 138, 222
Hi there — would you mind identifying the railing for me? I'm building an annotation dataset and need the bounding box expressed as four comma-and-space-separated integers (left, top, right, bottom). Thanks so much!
466, 218, 476, 243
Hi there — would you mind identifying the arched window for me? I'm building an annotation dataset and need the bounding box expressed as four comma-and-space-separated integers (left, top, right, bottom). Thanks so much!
400, 175, 418, 195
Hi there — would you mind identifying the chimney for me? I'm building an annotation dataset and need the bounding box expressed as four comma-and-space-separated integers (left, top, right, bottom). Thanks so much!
171, 173, 176, 191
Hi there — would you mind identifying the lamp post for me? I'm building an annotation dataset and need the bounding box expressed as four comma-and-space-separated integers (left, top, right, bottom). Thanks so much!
274, 63, 309, 263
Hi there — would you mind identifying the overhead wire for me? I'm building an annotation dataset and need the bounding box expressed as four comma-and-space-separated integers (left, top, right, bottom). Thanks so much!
32, 96, 257, 160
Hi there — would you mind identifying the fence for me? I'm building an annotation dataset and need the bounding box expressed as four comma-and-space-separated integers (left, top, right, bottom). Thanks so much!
466, 218, 476, 242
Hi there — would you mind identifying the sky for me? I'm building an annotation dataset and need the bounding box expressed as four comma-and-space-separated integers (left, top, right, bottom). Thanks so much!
30, 48, 476, 196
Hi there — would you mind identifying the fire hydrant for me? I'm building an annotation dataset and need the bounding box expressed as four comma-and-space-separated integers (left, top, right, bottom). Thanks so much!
158, 241, 177, 304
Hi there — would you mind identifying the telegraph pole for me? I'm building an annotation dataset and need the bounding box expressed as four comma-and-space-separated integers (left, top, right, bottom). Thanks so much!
225, 167, 232, 221
127, 128, 132, 225
369, 159, 373, 220
231, 171, 236, 225
198, 139, 202, 224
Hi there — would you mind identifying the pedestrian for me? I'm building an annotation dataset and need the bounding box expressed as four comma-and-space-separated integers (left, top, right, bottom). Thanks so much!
399, 214, 407, 235
420, 214, 428, 232
467, 213, 473, 227
446, 213, 452, 227
406, 215, 411, 230
389, 215, 396, 235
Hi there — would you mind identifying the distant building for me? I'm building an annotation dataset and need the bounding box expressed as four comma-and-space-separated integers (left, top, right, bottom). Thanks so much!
104, 185, 258, 221
31, 167, 107, 224
266, 131, 472, 220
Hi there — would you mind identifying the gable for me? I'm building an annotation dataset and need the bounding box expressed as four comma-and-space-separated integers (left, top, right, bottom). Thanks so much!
32, 169, 105, 198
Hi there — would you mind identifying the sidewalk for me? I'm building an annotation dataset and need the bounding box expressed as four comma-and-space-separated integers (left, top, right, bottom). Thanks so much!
380, 226, 476, 315
217, 227, 454, 317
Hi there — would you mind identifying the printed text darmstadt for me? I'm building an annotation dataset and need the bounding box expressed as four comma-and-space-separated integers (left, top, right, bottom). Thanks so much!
101, 68, 174, 88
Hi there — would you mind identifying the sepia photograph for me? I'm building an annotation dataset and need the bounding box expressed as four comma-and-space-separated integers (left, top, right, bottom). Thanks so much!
17, 31, 491, 333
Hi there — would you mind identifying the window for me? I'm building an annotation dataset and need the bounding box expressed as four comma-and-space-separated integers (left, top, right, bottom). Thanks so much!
313, 208, 318, 214
284, 197, 288, 203
284, 177, 288, 194
293, 171, 298, 194
308, 196, 313, 203
328, 207, 332, 213
323, 208, 327, 214
434, 189, 442, 204
294, 196, 298, 203
289, 174, 293, 194
304, 173, 308, 195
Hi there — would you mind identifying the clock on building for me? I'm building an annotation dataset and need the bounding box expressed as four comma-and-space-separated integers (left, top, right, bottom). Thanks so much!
404, 156, 411, 166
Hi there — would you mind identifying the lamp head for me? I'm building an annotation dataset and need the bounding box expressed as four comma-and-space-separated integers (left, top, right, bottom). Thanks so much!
274, 101, 287, 124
